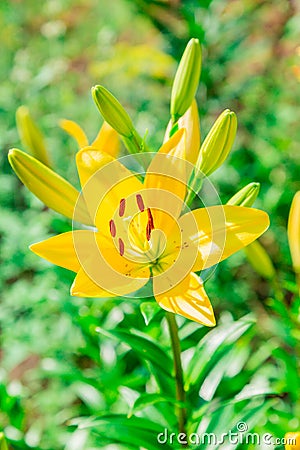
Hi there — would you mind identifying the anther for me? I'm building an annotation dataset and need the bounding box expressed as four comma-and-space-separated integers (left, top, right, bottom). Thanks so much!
146, 208, 155, 241
109, 219, 116, 237
119, 198, 126, 217
118, 238, 125, 256
136, 194, 145, 212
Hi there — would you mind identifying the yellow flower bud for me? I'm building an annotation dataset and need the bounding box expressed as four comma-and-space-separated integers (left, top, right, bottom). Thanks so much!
0, 433, 8, 450
244, 240, 275, 280
91, 85, 134, 138
288, 191, 300, 274
227, 182, 260, 207
285, 431, 300, 450
171, 38, 202, 120
164, 98, 200, 165
16, 106, 51, 167
8, 149, 92, 226
196, 109, 237, 177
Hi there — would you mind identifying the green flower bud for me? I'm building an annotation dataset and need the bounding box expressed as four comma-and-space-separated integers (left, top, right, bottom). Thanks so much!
196, 109, 237, 177
0, 432, 8, 450
227, 182, 275, 280
16, 105, 51, 167
92, 85, 134, 138
227, 182, 260, 207
8, 148, 92, 226
244, 240, 275, 280
171, 38, 202, 120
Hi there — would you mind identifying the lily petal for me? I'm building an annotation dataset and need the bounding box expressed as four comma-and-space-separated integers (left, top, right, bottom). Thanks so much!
30, 230, 96, 272
76, 147, 143, 234
179, 205, 270, 271
60, 119, 89, 149
144, 128, 188, 229
91, 121, 120, 157
71, 265, 149, 298
71, 245, 150, 298
154, 272, 215, 326
164, 99, 200, 165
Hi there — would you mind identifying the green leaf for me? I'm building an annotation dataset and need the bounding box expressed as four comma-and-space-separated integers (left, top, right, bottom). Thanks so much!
185, 316, 254, 390
140, 301, 161, 325
97, 327, 174, 394
129, 393, 183, 417
70, 414, 176, 450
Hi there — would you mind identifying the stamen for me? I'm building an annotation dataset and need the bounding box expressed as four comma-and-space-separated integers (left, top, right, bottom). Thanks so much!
119, 198, 126, 217
146, 208, 155, 241
109, 219, 116, 237
119, 238, 125, 256
136, 194, 145, 212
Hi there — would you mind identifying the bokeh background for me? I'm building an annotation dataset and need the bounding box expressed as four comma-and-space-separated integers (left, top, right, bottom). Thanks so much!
1, 0, 300, 448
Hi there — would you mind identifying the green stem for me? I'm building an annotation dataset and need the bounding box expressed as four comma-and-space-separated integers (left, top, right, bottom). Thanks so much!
296, 273, 300, 298
166, 312, 188, 447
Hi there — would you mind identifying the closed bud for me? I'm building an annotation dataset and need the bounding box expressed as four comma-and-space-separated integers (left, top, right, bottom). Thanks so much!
0, 432, 8, 450
8, 149, 92, 226
16, 106, 51, 167
92, 85, 134, 138
171, 38, 202, 120
288, 191, 300, 274
196, 109, 237, 177
164, 98, 200, 165
244, 240, 275, 280
285, 431, 300, 450
227, 182, 260, 208
227, 182, 275, 279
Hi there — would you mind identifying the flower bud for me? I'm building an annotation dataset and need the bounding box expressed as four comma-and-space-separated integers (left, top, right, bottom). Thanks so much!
170, 38, 202, 120
227, 182, 275, 279
16, 106, 51, 167
288, 191, 300, 274
227, 182, 260, 207
164, 98, 200, 165
244, 240, 275, 280
0, 433, 8, 450
196, 109, 237, 177
8, 148, 92, 225
92, 85, 134, 138
285, 431, 300, 450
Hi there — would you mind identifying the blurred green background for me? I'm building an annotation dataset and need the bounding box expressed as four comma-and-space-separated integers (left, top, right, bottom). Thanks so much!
1, 0, 300, 449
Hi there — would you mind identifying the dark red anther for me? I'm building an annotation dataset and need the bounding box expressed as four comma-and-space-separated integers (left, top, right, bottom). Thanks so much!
119, 198, 126, 217
118, 238, 125, 256
109, 219, 116, 237
136, 194, 145, 212
146, 208, 155, 241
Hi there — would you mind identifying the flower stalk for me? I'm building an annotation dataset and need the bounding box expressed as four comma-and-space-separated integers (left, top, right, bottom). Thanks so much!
166, 312, 187, 447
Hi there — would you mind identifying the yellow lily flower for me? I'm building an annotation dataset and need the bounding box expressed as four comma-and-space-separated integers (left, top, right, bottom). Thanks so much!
285, 431, 300, 449
60, 119, 120, 157
30, 129, 269, 326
